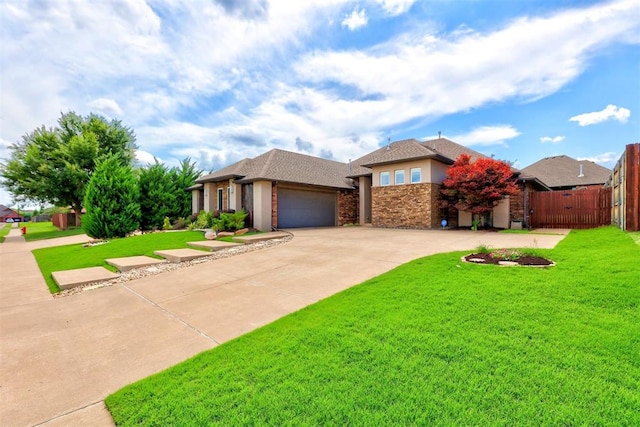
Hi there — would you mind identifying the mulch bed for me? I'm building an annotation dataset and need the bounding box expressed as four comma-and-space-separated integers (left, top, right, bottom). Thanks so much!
464, 253, 554, 266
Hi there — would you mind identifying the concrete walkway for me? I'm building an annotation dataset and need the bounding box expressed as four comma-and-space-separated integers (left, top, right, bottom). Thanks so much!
0, 226, 568, 426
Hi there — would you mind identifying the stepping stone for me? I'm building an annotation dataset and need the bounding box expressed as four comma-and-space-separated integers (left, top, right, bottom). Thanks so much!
187, 240, 242, 251
233, 231, 290, 243
154, 248, 213, 263
105, 256, 167, 272
52, 267, 120, 290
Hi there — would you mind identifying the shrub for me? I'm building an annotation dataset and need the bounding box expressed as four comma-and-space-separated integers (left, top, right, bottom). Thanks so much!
83, 155, 140, 239
212, 209, 247, 232
188, 210, 211, 230
138, 162, 176, 231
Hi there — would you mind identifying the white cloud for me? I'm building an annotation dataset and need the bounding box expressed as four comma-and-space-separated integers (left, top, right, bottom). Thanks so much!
577, 152, 618, 165
341, 7, 368, 31
87, 98, 123, 117
450, 125, 521, 147
540, 136, 565, 143
569, 104, 631, 126
376, 0, 415, 16
135, 150, 160, 166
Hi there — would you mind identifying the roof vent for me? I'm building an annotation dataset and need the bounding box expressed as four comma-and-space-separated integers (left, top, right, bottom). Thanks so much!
578, 164, 585, 178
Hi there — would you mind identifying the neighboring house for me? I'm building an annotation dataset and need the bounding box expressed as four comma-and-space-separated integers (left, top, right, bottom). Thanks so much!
0, 205, 24, 223
193, 137, 528, 230
192, 149, 358, 231
521, 155, 611, 190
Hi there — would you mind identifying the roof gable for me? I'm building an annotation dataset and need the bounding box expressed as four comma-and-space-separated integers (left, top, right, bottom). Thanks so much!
521, 155, 610, 188
196, 149, 354, 189
349, 137, 491, 177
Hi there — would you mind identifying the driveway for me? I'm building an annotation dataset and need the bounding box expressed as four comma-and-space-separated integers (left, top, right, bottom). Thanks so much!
0, 226, 568, 426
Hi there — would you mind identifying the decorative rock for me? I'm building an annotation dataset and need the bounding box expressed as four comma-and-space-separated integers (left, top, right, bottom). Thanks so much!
468, 258, 486, 263
498, 261, 518, 266
217, 231, 234, 237
235, 228, 249, 236
205, 230, 217, 240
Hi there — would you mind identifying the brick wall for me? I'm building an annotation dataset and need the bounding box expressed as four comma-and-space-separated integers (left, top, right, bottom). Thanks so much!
372, 183, 440, 229
510, 183, 526, 222
337, 190, 359, 225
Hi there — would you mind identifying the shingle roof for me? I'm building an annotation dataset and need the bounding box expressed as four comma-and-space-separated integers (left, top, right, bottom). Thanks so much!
0, 205, 20, 217
196, 149, 354, 190
348, 137, 491, 177
521, 155, 611, 188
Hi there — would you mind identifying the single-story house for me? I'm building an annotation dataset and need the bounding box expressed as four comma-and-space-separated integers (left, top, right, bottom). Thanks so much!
192, 149, 358, 231
520, 155, 611, 190
0, 205, 24, 223
192, 137, 546, 230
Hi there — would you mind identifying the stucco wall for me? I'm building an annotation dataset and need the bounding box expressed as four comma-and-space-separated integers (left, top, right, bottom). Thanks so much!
253, 180, 272, 231
371, 183, 440, 228
371, 159, 432, 187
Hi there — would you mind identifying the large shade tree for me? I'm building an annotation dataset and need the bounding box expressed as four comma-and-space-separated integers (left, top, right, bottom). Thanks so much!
440, 154, 518, 227
0, 112, 137, 225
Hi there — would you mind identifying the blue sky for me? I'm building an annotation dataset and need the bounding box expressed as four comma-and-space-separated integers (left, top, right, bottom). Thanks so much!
1, 0, 639, 207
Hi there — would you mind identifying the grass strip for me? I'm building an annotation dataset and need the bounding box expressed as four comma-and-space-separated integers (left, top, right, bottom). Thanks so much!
0, 224, 11, 243
106, 226, 640, 426
23, 221, 86, 241
32, 231, 207, 293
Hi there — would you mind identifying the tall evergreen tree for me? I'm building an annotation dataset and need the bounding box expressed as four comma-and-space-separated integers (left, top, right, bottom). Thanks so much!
83, 155, 140, 239
138, 161, 176, 231
168, 158, 202, 219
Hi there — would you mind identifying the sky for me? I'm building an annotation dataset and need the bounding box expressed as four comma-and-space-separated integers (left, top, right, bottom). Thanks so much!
1, 0, 639, 208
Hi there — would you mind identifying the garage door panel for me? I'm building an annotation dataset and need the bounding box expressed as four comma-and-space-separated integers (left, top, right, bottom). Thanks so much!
278, 188, 336, 228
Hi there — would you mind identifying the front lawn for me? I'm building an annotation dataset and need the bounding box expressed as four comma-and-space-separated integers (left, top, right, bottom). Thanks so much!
32, 231, 207, 293
23, 221, 86, 241
106, 227, 640, 426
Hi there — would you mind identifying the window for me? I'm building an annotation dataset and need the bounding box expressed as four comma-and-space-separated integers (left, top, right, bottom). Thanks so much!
380, 171, 390, 186
395, 170, 405, 185
217, 188, 224, 210
411, 168, 421, 184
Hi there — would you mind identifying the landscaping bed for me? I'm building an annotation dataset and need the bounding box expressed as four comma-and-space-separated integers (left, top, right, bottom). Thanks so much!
464, 252, 554, 266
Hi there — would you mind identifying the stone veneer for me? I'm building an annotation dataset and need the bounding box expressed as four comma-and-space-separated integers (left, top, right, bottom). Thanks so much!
337, 190, 359, 225
271, 182, 278, 229
372, 183, 441, 229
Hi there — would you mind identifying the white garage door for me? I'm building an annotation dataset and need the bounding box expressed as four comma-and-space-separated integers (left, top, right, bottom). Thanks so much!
277, 188, 336, 228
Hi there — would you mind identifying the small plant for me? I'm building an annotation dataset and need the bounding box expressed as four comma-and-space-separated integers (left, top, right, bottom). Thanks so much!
471, 218, 481, 231
475, 244, 491, 254
490, 248, 522, 261
162, 217, 173, 230
188, 210, 211, 230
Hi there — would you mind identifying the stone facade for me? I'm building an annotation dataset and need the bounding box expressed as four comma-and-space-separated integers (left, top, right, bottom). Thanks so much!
510, 183, 526, 222
271, 182, 278, 229
337, 190, 359, 226
372, 183, 441, 229
213, 182, 229, 211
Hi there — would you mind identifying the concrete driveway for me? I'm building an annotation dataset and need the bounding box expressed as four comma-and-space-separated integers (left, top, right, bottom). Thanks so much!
0, 226, 568, 426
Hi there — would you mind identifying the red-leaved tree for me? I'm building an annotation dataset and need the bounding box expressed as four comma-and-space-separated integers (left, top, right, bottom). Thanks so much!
440, 154, 518, 227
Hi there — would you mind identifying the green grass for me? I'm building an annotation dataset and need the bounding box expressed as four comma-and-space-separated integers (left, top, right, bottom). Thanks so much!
630, 231, 640, 245
106, 226, 640, 426
215, 231, 262, 243
0, 224, 11, 243
32, 231, 207, 293
23, 221, 86, 241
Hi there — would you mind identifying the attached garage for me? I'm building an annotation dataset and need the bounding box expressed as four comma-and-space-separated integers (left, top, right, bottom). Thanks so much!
277, 187, 336, 228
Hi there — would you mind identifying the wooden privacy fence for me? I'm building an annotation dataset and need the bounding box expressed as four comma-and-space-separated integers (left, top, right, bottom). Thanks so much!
529, 188, 611, 229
